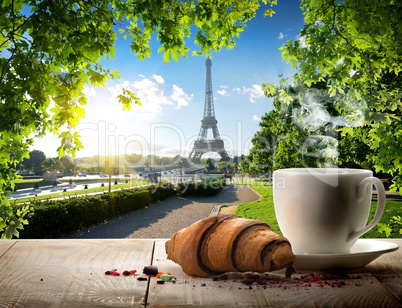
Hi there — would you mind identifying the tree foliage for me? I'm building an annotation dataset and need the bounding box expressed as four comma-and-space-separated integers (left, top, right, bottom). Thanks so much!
20, 150, 46, 173
204, 158, 215, 173
250, 78, 375, 173
0, 0, 277, 238
251, 79, 343, 172
266, 0, 401, 192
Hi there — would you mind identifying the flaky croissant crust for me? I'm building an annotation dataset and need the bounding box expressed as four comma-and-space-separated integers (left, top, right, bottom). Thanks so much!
165, 214, 295, 277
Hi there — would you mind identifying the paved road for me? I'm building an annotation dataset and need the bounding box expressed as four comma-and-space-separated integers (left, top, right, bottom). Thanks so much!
63, 184, 260, 239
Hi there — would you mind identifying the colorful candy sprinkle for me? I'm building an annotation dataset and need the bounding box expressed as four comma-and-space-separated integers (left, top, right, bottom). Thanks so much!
160, 274, 176, 282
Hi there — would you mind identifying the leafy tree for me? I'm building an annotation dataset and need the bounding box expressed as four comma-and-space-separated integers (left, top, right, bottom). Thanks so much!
250, 106, 309, 172
255, 76, 376, 172
42, 158, 56, 172
253, 80, 336, 172
337, 126, 373, 170
60, 155, 76, 174
0, 0, 277, 238
217, 161, 231, 172
239, 157, 250, 173
204, 158, 215, 173
272, 0, 402, 193
21, 150, 46, 173
42, 157, 65, 173
232, 162, 238, 173
175, 155, 190, 168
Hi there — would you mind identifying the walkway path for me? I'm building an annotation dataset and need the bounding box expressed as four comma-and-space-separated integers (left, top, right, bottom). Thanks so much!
63, 184, 260, 239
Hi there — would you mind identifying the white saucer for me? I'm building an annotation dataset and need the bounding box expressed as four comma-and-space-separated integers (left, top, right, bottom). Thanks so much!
294, 239, 399, 270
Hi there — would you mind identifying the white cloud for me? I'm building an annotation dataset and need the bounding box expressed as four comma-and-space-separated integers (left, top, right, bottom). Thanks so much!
242, 84, 264, 103
232, 87, 241, 94
83, 86, 96, 97
278, 32, 284, 39
252, 115, 261, 121
217, 89, 229, 96
152, 74, 165, 85
132, 76, 172, 106
170, 84, 193, 109
297, 35, 310, 48
217, 85, 230, 97
107, 75, 192, 118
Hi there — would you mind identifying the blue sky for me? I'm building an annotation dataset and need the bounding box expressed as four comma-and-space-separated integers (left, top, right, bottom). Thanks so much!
32, 0, 305, 160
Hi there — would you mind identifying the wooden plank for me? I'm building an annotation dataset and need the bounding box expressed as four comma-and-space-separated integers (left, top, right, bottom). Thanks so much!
0, 239, 154, 307
209, 205, 221, 216
0, 240, 15, 257
365, 239, 401, 302
148, 240, 268, 307
149, 240, 401, 307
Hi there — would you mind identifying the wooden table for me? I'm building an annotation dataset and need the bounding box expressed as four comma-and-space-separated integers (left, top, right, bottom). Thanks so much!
0, 239, 400, 307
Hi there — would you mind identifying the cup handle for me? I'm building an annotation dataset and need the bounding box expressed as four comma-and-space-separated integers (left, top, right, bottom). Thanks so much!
347, 177, 386, 243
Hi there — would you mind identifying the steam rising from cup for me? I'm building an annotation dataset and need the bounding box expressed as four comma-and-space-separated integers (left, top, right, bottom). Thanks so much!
291, 86, 367, 167
301, 135, 339, 167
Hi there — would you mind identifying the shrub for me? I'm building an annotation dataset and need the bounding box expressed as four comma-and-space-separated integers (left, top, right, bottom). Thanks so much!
176, 180, 225, 197
13, 181, 228, 239
17, 184, 175, 239
18, 200, 74, 238
147, 183, 176, 202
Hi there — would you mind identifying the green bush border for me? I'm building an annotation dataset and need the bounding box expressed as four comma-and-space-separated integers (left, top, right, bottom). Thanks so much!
11, 181, 225, 239
176, 180, 226, 197
16, 184, 175, 239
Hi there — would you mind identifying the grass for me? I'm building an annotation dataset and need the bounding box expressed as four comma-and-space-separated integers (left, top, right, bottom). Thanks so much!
234, 183, 401, 239
234, 183, 280, 235
10, 179, 150, 204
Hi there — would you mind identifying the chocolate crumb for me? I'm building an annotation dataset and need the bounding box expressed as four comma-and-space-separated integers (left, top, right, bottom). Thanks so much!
245, 274, 260, 281
256, 278, 268, 285
285, 266, 296, 278
157, 280, 165, 284
122, 271, 131, 276
137, 277, 148, 281
143, 265, 158, 276
241, 279, 254, 286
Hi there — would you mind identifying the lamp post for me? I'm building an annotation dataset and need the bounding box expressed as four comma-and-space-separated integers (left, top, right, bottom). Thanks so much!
159, 157, 162, 183
107, 148, 112, 193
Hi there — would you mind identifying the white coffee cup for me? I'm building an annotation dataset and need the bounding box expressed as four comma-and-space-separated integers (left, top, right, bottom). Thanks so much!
273, 168, 386, 254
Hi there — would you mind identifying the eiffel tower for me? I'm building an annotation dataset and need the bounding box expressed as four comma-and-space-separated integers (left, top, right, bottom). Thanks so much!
188, 58, 229, 164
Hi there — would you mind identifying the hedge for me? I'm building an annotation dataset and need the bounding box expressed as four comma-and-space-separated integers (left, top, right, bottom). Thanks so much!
12, 181, 224, 239
175, 180, 226, 197
17, 184, 175, 239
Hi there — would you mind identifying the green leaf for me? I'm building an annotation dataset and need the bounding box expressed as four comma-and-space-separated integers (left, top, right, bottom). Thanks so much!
263, 9, 275, 17
376, 223, 392, 238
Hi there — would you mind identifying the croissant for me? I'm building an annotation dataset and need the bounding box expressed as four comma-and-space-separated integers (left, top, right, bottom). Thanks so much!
165, 214, 296, 277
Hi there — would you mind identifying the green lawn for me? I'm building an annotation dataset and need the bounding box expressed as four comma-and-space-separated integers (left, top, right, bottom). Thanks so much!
234, 183, 401, 239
